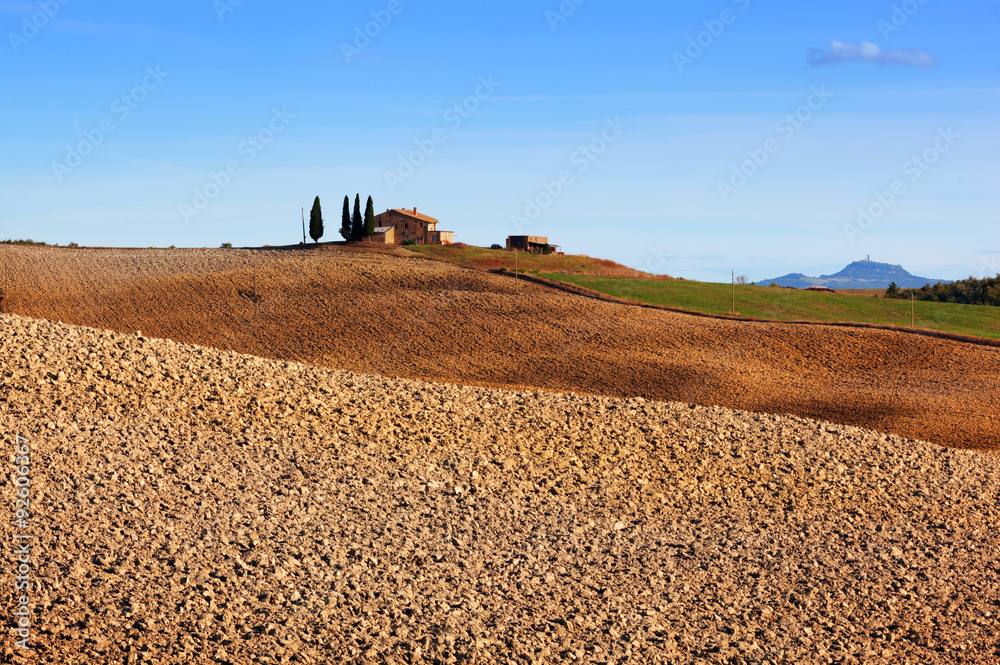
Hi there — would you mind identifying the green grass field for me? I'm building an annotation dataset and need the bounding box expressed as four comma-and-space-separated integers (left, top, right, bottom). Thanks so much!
401, 244, 1000, 340
539, 274, 1000, 340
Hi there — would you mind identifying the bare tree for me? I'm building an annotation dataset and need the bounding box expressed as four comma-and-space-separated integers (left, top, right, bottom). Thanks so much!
736, 275, 749, 285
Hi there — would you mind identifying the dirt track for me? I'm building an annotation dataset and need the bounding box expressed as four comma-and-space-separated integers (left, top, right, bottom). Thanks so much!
2, 246, 999, 450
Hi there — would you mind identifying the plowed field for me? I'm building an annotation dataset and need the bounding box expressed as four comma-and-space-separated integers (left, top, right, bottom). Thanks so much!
3, 245, 998, 450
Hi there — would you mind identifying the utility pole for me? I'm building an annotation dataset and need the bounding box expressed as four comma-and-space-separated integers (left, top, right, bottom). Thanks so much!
301, 208, 306, 245
911, 292, 915, 327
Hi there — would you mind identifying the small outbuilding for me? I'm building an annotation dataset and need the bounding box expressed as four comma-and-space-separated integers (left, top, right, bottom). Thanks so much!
506, 235, 556, 252
426, 229, 454, 245
369, 226, 395, 244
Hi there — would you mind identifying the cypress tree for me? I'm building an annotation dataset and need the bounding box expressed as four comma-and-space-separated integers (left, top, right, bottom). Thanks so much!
364, 196, 376, 237
351, 194, 363, 241
340, 195, 351, 241
309, 196, 323, 244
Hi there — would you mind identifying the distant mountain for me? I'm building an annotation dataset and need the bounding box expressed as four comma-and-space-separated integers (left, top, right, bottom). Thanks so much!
762, 260, 951, 290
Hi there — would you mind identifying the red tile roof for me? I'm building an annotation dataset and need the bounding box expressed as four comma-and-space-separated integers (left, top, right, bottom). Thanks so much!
377, 208, 439, 224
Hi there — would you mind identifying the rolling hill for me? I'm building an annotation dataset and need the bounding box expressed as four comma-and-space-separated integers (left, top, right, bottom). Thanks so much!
2, 245, 1000, 450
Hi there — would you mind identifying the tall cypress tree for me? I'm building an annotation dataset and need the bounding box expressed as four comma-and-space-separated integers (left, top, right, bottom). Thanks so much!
309, 196, 323, 244
340, 195, 351, 241
351, 194, 363, 241
364, 196, 376, 237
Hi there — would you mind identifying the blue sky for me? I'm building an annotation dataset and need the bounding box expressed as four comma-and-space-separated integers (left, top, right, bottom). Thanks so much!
1, 0, 997, 282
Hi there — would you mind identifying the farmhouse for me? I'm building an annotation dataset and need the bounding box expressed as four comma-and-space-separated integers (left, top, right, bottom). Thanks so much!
373, 207, 454, 245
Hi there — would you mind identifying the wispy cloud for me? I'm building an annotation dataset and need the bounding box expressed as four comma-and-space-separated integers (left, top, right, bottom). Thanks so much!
807, 41, 937, 68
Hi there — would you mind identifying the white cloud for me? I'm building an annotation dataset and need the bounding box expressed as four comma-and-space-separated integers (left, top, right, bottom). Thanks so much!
807, 41, 937, 68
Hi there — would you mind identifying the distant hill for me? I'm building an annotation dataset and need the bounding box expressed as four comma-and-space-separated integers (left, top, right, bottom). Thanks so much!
763, 260, 951, 290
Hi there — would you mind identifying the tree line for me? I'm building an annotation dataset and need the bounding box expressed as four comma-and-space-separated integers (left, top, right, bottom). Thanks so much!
886, 274, 1000, 307
308, 194, 377, 244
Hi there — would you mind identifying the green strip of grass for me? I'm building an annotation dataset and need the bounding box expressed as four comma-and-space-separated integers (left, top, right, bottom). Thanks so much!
540, 274, 1000, 340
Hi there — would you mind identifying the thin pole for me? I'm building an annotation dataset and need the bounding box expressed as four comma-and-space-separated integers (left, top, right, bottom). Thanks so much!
514, 249, 518, 291
301, 208, 306, 245
911, 292, 914, 327
731, 270, 735, 315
